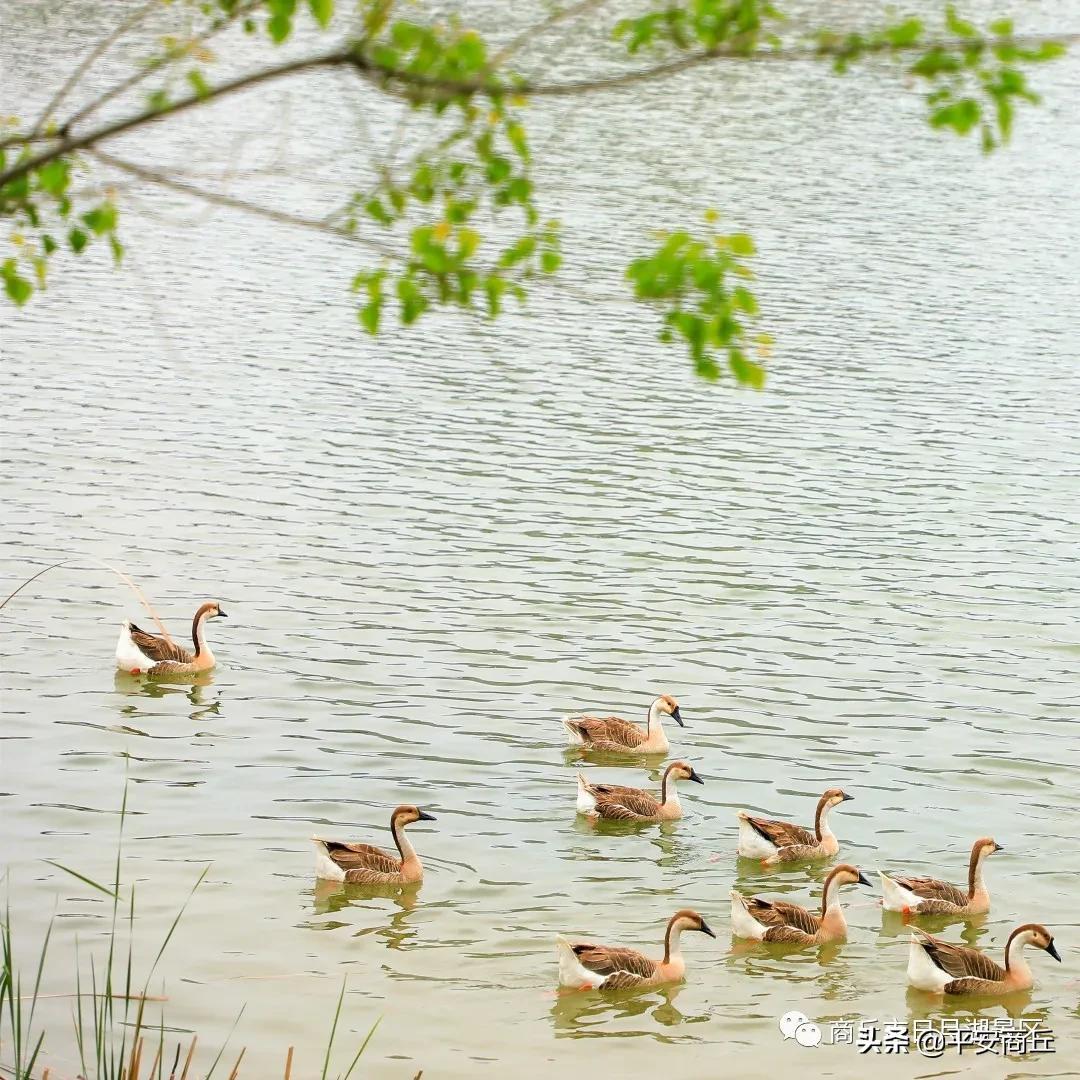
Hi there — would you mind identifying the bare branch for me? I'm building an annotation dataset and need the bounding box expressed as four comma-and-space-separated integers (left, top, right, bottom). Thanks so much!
88, 148, 400, 260
33, 0, 160, 137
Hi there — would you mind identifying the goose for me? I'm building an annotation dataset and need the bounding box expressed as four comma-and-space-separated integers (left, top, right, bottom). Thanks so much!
880, 837, 1002, 916
730, 864, 872, 944
576, 760, 703, 821
736, 787, 852, 863
555, 909, 715, 991
907, 924, 1060, 995
311, 805, 436, 886
562, 694, 683, 755
115, 601, 226, 676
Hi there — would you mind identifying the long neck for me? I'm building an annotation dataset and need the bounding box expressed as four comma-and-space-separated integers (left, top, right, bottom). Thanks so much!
814, 798, 833, 842
967, 847, 985, 900
191, 609, 208, 657
1004, 929, 1028, 975
391, 818, 417, 864
660, 766, 679, 807
820, 872, 843, 917
662, 919, 682, 965
646, 699, 663, 733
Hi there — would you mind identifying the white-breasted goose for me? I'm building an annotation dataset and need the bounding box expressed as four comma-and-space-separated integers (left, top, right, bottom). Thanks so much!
736, 787, 853, 863
576, 760, 704, 822
115, 601, 227, 676
907, 923, 1060, 995
562, 694, 683, 755
730, 864, 872, 945
555, 909, 715, 991
312, 805, 437, 886
881, 837, 1002, 916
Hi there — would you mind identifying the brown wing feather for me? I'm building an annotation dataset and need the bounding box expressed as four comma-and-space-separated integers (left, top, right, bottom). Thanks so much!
763, 924, 816, 944
944, 977, 1007, 995
571, 944, 658, 980
570, 716, 645, 749
919, 936, 1006, 982
593, 792, 661, 820
601, 971, 652, 990
129, 623, 194, 665
893, 876, 968, 908
586, 781, 648, 801
748, 898, 821, 935
321, 841, 401, 877
745, 815, 816, 849
771, 843, 827, 863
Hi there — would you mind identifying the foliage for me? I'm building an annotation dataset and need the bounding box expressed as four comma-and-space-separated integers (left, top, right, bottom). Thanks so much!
0, 1, 1072, 385
0, 785, 380, 1079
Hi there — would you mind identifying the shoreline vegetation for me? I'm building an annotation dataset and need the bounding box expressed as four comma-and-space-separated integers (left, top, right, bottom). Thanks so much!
0, 785, 389, 1080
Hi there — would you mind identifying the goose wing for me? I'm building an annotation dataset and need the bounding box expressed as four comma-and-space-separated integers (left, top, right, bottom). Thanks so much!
585, 780, 649, 801
743, 815, 816, 850
892, 875, 968, 908
746, 897, 821, 935
318, 840, 401, 877
128, 623, 194, 665
916, 933, 1005, 982
569, 943, 658, 981
568, 716, 645, 749
593, 791, 662, 820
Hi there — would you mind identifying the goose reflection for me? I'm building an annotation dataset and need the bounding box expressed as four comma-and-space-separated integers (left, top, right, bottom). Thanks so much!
550, 983, 707, 1036
309, 879, 420, 950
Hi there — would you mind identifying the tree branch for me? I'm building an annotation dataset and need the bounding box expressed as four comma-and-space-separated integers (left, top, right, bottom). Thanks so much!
88, 147, 400, 259
3, 31, 1075, 190
33, 0, 160, 137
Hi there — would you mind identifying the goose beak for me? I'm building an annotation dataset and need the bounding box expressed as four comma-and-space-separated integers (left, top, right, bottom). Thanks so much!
417, 810, 437, 822
857, 871, 873, 887
216, 609, 228, 618
671, 706, 685, 728
993, 843, 1004, 853
1046, 940, 1061, 962
698, 919, 716, 939
841, 792, 854, 802
689, 768, 704, 785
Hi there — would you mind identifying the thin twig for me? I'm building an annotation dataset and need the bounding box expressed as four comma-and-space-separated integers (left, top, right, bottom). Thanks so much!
226, 1047, 246, 1080
283, 1046, 294, 1080
490, 0, 610, 68
89, 148, 400, 260
178, 1034, 197, 1080
61, 1, 261, 136
34, 0, 160, 136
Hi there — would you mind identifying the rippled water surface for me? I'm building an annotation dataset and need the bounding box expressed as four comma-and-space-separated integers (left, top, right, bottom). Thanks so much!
3, 2, 1079, 1077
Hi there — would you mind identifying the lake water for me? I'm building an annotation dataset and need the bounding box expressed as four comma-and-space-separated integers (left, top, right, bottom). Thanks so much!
2, 2, 1079, 1077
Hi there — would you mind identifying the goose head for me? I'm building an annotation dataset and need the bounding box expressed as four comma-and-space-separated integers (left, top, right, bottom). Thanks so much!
820, 787, 853, 810
669, 908, 716, 938
1013, 923, 1061, 962
972, 836, 1003, 862
827, 863, 873, 890
665, 760, 704, 785
655, 694, 684, 727
392, 804, 437, 828
199, 600, 227, 620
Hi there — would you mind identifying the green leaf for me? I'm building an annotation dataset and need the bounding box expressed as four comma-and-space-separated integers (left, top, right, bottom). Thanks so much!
540, 250, 561, 274
186, 69, 211, 99
359, 299, 380, 333
727, 233, 756, 256
308, 0, 333, 29
68, 227, 88, 253
2, 258, 32, 304
82, 203, 117, 236
36, 158, 69, 197
267, 12, 292, 43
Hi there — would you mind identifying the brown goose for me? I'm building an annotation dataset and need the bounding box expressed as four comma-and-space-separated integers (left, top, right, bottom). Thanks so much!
312, 805, 436, 886
730, 864, 872, 944
555, 909, 715, 990
561, 694, 683, 754
881, 837, 1002, 915
907, 923, 1060, 994
576, 760, 703, 821
115, 601, 226, 675
736, 787, 853, 863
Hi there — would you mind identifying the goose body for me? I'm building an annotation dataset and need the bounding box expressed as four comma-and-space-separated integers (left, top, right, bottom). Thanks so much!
562, 694, 683, 755
736, 788, 852, 863
880, 837, 1001, 915
730, 864, 871, 945
907, 924, 1060, 995
576, 760, 703, 822
115, 601, 226, 676
312, 805, 436, 886
555, 909, 714, 991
